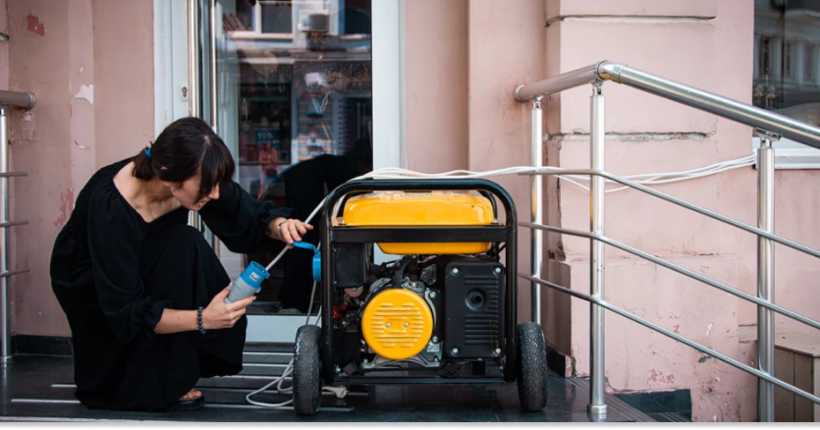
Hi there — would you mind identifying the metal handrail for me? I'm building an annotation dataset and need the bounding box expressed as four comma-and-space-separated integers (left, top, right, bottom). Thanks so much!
515, 60, 820, 150
0, 268, 29, 279
519, 221, 820, 331
0, 90, 36, 109
519, 274, 820, 405
520, 168, 820, 260
514, 59, 820, 421
0, 103, 33, 365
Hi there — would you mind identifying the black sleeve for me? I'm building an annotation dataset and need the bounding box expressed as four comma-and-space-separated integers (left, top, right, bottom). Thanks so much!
87, 188, 171, 347
199, 181, 296, 254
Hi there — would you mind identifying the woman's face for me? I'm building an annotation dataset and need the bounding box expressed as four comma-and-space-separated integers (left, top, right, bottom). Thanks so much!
166, 175, 220, 211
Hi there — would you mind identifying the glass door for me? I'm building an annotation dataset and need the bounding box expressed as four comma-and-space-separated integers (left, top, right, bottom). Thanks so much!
209, 0, 375, 339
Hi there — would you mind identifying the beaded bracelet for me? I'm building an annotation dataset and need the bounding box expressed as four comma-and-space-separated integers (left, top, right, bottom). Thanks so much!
197, 306, 207, 335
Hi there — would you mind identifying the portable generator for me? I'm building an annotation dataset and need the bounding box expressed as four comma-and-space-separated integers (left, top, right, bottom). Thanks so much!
291, 178, 548, 414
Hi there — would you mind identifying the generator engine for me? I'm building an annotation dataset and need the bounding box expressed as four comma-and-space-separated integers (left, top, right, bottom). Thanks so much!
329, 190, 506, 372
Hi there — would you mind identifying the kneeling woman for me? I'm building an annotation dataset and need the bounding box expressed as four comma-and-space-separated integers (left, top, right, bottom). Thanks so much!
50, 117, 311, 412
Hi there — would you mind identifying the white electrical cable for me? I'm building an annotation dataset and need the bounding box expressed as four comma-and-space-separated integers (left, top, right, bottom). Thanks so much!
556, 154, 756, 193
243, 281, 334, 408
245, 153, 755, 408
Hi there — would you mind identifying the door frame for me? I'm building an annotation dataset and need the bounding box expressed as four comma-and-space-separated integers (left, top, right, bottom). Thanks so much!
153, 0, 406, 343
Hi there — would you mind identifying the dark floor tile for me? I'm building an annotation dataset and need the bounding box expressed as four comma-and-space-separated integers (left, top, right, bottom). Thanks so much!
615, 389, 691, 413
648, 412, 690, 423
0, 354, 654, 422
13, 336, 73, 356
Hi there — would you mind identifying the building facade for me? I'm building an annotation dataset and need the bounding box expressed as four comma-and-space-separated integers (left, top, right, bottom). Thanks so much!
1, 0, 818, 422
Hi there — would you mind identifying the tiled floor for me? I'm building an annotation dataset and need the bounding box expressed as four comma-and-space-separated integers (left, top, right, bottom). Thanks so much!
0, 345, 654, 422
615, 390, 692, 422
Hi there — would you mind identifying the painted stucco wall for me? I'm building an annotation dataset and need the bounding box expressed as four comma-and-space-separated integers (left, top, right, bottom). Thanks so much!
4, 0, 154, 337
0, 0, 8, 91
405, 0, 468, 175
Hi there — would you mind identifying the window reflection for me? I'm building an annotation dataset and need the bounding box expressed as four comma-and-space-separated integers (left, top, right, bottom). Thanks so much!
754, 0, 820, 120
218, 0, 373, 312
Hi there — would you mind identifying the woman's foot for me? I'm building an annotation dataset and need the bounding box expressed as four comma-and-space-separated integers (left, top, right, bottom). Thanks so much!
164, 388, 206, 411
179, 389, 202, 401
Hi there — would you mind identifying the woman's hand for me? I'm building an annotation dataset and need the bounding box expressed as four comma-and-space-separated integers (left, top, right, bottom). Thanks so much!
270, 217, 314, 248
201, 288, 255, 330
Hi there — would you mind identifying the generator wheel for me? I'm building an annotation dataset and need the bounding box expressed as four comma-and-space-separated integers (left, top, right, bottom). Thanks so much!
516, 322, 548, 411
293, 325, 322, 415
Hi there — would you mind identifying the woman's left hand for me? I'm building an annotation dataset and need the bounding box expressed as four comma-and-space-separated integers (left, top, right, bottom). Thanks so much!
270, 217, 313, 248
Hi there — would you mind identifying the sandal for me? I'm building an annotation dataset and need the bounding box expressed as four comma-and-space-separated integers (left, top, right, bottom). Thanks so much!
165, 393, 206, 412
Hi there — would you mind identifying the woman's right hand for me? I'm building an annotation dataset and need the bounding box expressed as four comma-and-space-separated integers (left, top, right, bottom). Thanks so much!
201, 288, 256, 330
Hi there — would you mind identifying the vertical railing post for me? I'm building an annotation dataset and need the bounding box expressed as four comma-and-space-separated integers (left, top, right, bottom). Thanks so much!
187, 0, 203, 231
531, 97, 543, 324
757, 132, 776, 422
0, 109, 9, 366
588, 84, 607, 419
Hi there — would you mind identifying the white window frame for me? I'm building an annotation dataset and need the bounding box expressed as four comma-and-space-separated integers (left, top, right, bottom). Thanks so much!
753, 136, 820, 169
153, 0, 196, 136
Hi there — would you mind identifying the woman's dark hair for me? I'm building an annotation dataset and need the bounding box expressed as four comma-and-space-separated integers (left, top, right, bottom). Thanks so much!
132, 117, 235, 202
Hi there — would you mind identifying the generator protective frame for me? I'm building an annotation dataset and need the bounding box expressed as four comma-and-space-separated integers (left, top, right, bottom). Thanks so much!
319, 178, 518, 386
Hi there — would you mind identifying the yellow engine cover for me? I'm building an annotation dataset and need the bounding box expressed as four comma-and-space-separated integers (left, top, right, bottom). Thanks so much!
362, 288, 434, 361
340, 190, 495, 255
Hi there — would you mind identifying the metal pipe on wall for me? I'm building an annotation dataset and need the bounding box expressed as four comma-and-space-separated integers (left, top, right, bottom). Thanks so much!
188, 0, 201, 119
209, 0, 219, 136
531, 98, 543, 324
208, 0, 220, 257
187, 0, 203, 231
588, 85, 607, 418
514, 62, 603, 102
0, 110, 9, 365
0, 91, 35, 109
757, 135, 775, 422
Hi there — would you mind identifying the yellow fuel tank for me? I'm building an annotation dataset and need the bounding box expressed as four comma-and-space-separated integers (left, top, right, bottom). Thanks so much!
361, 288, 434, 361
339, 190, 495, 255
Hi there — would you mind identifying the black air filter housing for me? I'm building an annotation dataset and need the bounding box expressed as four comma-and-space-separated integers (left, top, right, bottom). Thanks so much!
444, 260, 505, 359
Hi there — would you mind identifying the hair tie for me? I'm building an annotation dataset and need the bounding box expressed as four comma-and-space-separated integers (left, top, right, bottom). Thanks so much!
145, 148, 152, 159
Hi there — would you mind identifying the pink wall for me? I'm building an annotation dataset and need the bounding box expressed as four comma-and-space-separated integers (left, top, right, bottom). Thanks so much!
5, 0, 154, 337
405, 0, 468, 174
0, 0, 8, 90
92, 1, 155, 166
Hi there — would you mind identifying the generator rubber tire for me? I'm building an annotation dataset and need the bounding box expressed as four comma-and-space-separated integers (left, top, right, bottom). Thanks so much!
293, 325, 322, 415
516, 322, 548, 412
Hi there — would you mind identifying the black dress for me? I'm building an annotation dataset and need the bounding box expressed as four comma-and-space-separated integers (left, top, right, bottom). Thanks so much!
49, 158, 294, 411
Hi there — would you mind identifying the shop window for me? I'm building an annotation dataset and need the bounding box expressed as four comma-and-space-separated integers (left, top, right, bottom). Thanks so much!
753, 0, 820, 168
